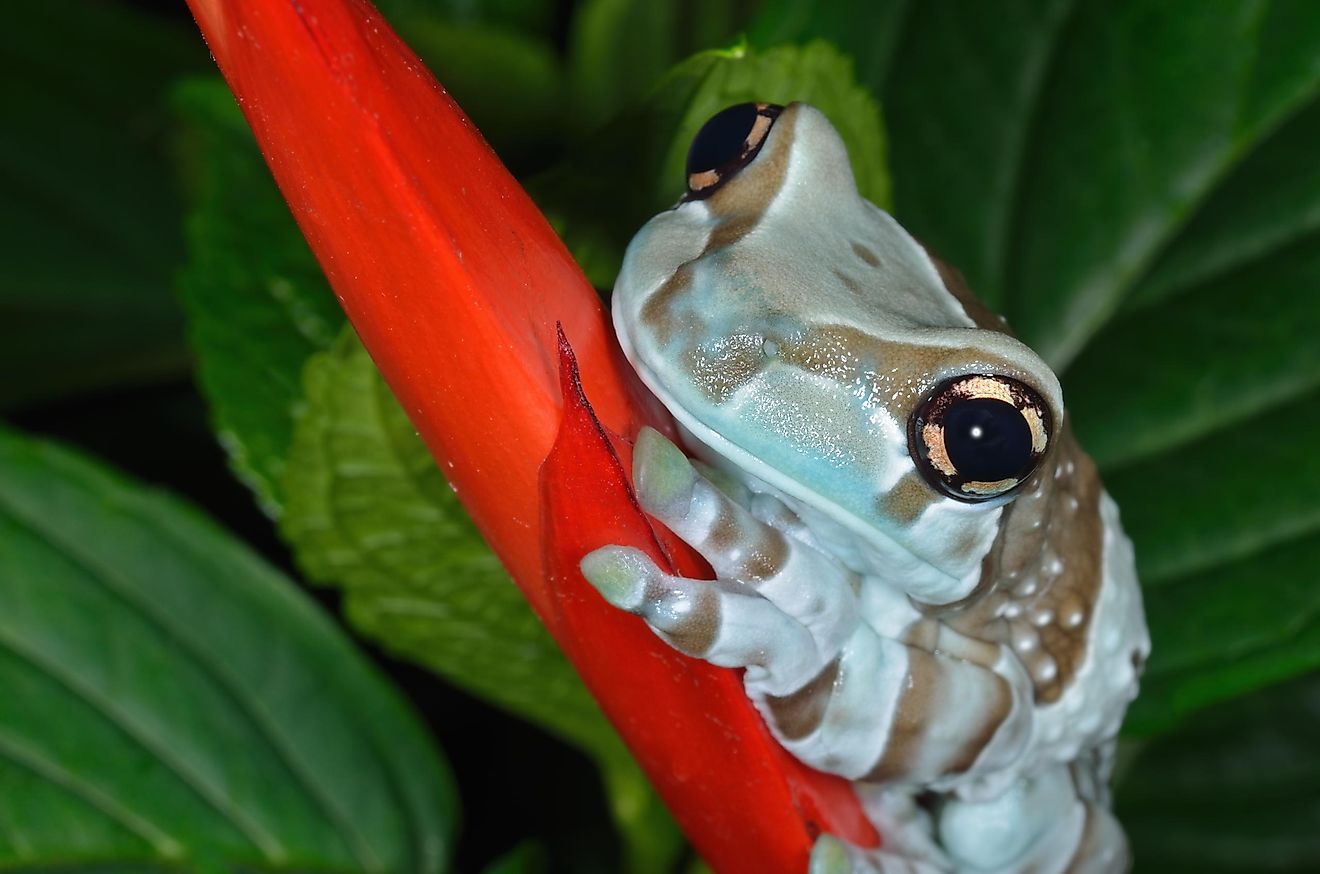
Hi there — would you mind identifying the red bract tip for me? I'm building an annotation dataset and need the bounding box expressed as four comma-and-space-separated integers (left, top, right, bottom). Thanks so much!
186, 1, 878, 869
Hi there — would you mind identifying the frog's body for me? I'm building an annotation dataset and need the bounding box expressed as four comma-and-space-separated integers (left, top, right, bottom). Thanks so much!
581, 103, 1149, 874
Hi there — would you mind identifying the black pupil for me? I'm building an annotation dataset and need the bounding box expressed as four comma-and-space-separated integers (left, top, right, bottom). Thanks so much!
943, 398, 1032, 483
687, 103, 760, 176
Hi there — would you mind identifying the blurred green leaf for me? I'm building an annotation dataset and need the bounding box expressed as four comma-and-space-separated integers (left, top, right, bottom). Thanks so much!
868, 0, 1320, 735
281, 329, 682, 874
880, 0, 1075, 315
882, 0, 1320, 365
282, 329, 603, 748
0, 425, 455, 871
533, 40, 889, 287
568, 0, 679, 131
746, 0, 908, 91
566, 0, 752, 134
0, 1, 206, 410
481, 842, 547, 874
1126, 534, 1320, 737
1127, 98, 1320, 310
1119, 671, 1320, 872
1068, 239, 1320, 473
174, 77, 345, 515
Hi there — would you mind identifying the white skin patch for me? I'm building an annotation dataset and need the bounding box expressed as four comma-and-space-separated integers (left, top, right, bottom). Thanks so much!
585, 103, 1147, 873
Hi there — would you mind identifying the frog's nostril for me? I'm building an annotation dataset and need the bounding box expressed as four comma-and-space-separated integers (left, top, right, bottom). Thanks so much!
685, 102, 783, 200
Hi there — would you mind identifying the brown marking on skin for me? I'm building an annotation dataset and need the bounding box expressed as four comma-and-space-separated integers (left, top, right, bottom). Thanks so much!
880, 471, 936, 527
941, 428, 1106, 703
901, 617, 940, 651
640, 261, 695, 346
742, 526, 790, 582
852, 241, 881, 267
704, 502, 741, 555
924, 249, 1010, 333
700, 500, 789, 581
901, 618, 1000, 669
683, 333, 766, 403
863, 647, 937, 782
932, 624, 1002, 669
763, 658, 840, 740
832, 268, 864, 298
650, 582, 722, 657
863, 646, 1012, 782
941, 671, 1015, 776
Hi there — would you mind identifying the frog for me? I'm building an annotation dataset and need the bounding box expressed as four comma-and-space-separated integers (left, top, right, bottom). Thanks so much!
579, 102, 1150, 874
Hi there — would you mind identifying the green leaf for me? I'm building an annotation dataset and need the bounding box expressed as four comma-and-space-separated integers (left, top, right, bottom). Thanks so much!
281, 329, 683, 874
746, 0, 909, 93
883, 0, 1320, 365
870, 0, 1320, 733
0, 1, 205, 409
532, 41, 889, 287
174, 77, 345, 515
880, 0, 1076, 315
1127, 97, 1320, 310
0, 424, 455, 871
568, 0, 680, 132
1118, 671, 1320, 872
281, 329, 604, 748
565, 0, 752, 135
1067, 240, 1320, 473
1124, 531, 1320, 736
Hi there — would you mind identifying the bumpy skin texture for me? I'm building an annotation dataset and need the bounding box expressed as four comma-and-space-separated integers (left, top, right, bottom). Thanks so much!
581, 104, 1150, 874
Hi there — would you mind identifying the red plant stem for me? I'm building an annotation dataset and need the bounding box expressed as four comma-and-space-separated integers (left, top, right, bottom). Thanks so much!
185, 0, 879, 869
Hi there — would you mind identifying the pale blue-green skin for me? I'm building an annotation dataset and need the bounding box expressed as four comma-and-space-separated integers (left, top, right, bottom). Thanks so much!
612, 103, 1063, 604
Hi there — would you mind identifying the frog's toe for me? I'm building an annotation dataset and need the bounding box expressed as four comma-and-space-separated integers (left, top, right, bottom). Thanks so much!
633, 426, 700, 518
579, 546, 656, 609
809, 835, 854, 874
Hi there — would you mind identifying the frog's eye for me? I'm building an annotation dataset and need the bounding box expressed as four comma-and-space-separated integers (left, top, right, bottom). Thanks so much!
685, 102, 783, 199
909, 375, 1051, 503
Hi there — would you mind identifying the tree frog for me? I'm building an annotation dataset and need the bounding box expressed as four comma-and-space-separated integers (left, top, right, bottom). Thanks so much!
581, 102, 1150, 874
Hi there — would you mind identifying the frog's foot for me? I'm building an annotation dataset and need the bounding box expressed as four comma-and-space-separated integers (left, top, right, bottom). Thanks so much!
938, 764, 1129, 874
626, 426, 860, 654
579, 545, 820, 694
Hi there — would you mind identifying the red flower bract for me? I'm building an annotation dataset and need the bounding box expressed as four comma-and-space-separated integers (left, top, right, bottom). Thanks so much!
186, 1, 879, 869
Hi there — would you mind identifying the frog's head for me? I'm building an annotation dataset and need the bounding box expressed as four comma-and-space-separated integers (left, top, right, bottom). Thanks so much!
613, 103, 1065, 605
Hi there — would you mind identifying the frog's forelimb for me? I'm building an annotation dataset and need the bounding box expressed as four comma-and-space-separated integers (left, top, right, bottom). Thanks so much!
582, 428, 1027, 783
